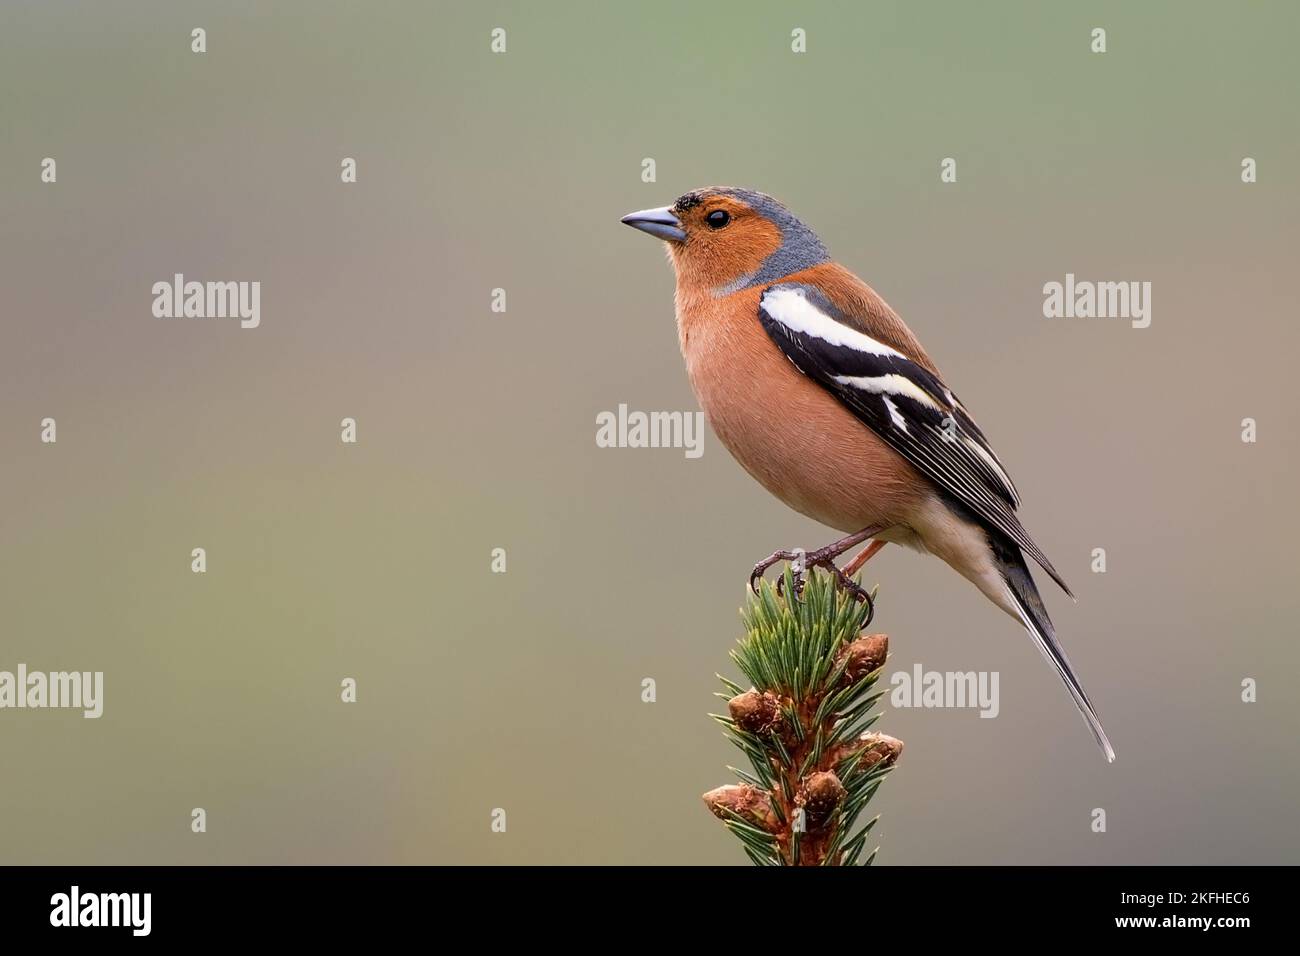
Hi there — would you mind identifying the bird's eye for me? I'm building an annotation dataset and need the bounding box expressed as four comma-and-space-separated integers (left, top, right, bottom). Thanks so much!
706, 209, 731, 229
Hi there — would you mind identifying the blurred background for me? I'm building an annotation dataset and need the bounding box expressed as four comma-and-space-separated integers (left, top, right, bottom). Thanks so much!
1, 0, 1296, 865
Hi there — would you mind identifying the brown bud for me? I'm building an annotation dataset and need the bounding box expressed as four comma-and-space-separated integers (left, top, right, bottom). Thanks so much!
797, 771, 846, 829
831, 732, 904, 774
702, 784, 780, 832
728, 689, 783, 735
837, 634, 889, 686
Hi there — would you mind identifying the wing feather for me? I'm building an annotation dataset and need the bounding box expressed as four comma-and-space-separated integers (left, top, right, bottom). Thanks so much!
758, 282, 1071, 597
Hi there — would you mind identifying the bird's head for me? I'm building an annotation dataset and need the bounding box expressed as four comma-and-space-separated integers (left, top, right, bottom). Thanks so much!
621, 187, 829, 294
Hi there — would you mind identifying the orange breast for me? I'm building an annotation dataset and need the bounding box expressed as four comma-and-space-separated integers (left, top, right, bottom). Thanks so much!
676, 286, 927, 534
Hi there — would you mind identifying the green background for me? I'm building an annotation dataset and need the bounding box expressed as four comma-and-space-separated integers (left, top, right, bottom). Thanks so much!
2, 1, 1296, 864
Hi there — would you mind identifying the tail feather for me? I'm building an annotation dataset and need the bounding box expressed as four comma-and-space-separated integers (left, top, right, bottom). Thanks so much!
995, 541, 1115, 762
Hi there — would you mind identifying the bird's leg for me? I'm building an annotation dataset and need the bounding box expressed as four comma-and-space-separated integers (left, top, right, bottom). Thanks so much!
749, 526, 884, 601
825, 539, 888, 605
842, 539, 887, 579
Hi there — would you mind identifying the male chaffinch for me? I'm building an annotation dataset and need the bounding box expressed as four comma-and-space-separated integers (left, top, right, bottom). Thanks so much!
622, 187, 1114, 762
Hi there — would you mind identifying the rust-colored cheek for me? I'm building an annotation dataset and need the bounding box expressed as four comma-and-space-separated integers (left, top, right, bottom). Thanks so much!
673, 216, 783, 292
722, 218, 782, 281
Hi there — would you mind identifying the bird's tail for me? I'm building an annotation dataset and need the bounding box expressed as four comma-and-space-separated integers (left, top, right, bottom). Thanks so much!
993, 538, 1116, 763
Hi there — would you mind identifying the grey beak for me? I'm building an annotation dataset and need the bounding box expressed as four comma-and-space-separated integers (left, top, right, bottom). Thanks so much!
620, 205, 686, 242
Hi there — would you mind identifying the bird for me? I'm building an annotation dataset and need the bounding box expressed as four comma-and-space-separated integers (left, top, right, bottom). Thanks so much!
621, 186, 1114, 762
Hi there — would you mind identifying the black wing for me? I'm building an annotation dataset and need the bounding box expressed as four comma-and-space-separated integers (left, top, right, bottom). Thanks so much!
757, 282, 1071, 597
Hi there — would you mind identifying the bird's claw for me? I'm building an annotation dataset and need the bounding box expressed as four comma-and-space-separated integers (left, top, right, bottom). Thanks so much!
750, 547, 870, 606
750, 549, 806, 597
825, 562, 872, 606
775, 563, 807, 598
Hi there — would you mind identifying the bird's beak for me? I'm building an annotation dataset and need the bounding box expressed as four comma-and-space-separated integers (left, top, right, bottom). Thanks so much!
620, 205, 686, 243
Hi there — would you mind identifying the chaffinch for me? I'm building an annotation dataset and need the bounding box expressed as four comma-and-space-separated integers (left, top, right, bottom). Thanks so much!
622, 187, 1114, 762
